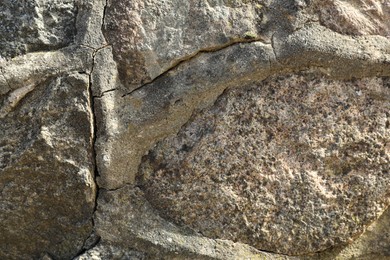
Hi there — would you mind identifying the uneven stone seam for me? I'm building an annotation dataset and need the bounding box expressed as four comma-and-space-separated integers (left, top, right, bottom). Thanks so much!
0, 45, 94, 91
127, 24, 390, 256
74, 45, 109, 258
121, 37, 271, 98
73, 1, 112, 255
93, 88, 117, 98
72, 0, 78, 41
97, 184, 299, 259
270, 32, 278, 63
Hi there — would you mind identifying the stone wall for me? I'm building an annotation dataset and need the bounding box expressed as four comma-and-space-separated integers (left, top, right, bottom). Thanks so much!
0, 0, 389, 259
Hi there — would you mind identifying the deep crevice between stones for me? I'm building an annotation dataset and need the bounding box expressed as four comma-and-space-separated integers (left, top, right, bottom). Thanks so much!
73, 1, 112, 256
73, 45, 110, 259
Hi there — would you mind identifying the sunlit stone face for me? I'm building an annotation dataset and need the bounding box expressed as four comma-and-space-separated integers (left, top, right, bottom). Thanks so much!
139, 73, 390, 255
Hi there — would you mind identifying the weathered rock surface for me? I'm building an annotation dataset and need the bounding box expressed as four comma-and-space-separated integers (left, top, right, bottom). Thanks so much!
0, 74, 96, 259
95, 21, 390, 190
331, 207, 390, 259
75, 243, 146, 260
138, 73, 390, 255
103, 0, 266, 91
0, 0, 77, 59
1, 0, 390, 259
94, 185, 294, 260
315, 0, 390, 36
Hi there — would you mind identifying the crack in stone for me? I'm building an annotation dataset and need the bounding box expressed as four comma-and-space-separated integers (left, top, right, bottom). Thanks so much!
102, 0, 109, 34
121, 37, 271, 98
93, 88, 117, 98
0, 82, 38, 119
75, 45, 102, 258
74, 0, 111, 256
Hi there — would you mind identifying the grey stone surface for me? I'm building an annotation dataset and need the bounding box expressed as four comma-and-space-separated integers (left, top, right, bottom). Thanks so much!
325, 207, 390, 259
138, 73, 390, 255
0, 0, 77, 59
94, 185, 295, 260
75, 243, 146, 260
95, 22, 390, 190
315, 0, 390, 36
1, 0, 390, 259
0, 73, 96, 259
94, 41, 274, 189
74, 0, 107, 48
103, 0, 266, 91
0, 45, 93, 98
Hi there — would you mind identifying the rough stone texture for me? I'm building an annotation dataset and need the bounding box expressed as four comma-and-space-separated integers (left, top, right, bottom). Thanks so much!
94, 185, 295, 260
103, 0, 266, 91
94, 41, 275, 189
1, 0, 390, 259
0, 0, 77, 59
75, 243, 146, 260
94, 21, 390, 190
0, 46, 93, 99
139, 73, 390, 255
321, 207, 390, 259
0, 73, 96, 259
316, 0, 390, 37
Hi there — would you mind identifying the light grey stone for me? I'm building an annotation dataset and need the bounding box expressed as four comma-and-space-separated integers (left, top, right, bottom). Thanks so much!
75, 243, 145, 260
1, 0, 390, 258
94, 41, 275, 189
0, 45, 94, 98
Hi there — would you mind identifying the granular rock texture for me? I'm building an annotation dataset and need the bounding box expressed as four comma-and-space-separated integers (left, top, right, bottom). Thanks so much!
103, 0, 265, 91
0, 0, 76, 59
139, 73, 390, 255
2, 0, 390, 258
316, 0, 390, 37
0, 74, 96, 259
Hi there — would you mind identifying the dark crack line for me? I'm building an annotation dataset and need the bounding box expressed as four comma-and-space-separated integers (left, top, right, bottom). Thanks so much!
75, 44, 107, 258
93, 88, 117, 98
74, 0, 111, 255
102, 0, 109, 35
121, 37, 271, 98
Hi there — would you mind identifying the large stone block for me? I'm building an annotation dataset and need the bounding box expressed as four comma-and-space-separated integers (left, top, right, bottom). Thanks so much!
138, 73, 390, 255
0, 74, 96, 259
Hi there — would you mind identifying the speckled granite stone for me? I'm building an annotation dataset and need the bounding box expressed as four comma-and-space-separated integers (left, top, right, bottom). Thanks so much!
139, 73, 390, 255
315, 0, 390, 36
0, 0, 76, 59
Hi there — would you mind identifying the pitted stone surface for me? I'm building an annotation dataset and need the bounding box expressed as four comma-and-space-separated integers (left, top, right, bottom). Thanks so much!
139, 73, 390, 255
0, 0, 76, 59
